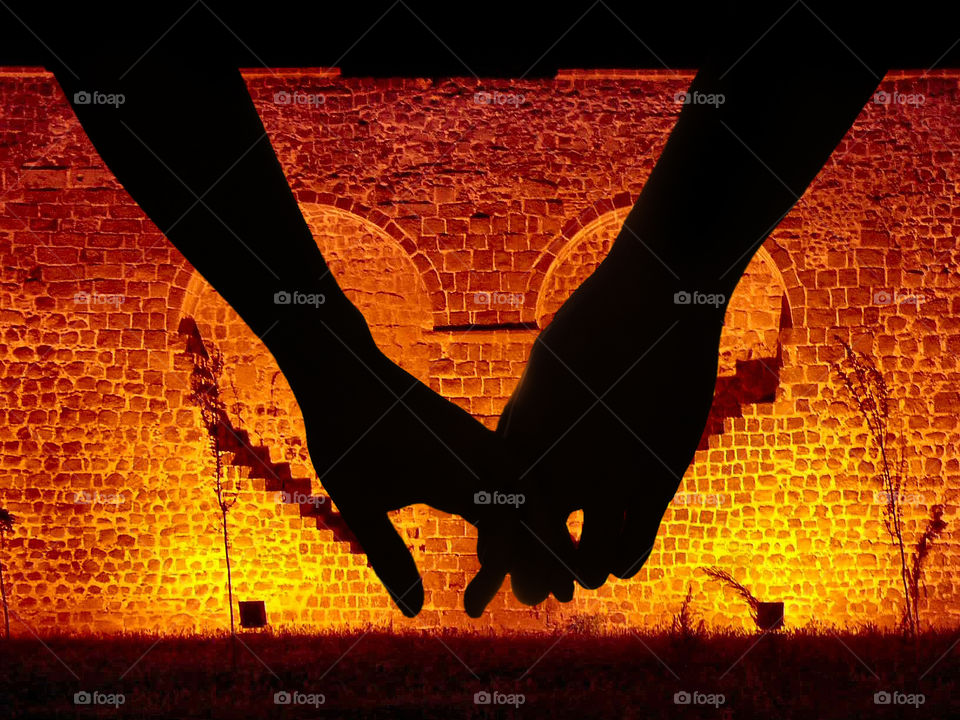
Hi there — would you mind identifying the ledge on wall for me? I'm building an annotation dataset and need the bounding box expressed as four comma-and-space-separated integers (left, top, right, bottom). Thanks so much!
239, 67, 341, 78
3, 67, 958, 79
555, 68, 696, 80
431, 322, 538, 333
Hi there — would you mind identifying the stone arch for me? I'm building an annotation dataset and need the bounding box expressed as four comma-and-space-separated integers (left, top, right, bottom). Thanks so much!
532, 206, 798, 379
297, 196, 447, 322
176, 198, 447, 323
755, 238, 801, 329
179, 204, 437, 380
532, 205, 630, 328
297, 203, 434, 343
176, 204, 440, 479
523, 193, 637, 323
717, 245, 789, 374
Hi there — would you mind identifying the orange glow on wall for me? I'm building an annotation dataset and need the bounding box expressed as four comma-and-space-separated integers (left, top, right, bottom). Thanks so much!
0, 67, 957, 634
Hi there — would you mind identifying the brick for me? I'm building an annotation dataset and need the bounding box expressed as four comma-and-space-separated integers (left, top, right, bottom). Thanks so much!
1, 70, 958, 637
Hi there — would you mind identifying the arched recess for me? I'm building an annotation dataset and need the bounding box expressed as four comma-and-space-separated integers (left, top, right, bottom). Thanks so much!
523, 193, 637, 324
179, 204, 436, 377
297, 196, 447, 325
532, 207, 800, 387
533, 206, 633, 328
175, 205, 440, 479
297, 203, 435, 372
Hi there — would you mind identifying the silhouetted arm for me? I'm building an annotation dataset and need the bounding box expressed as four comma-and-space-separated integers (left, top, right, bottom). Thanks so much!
467, 0, 889, 614
42, 11, 505, 618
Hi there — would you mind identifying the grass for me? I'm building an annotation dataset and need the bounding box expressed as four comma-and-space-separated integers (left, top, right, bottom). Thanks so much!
0, 625, 957, 718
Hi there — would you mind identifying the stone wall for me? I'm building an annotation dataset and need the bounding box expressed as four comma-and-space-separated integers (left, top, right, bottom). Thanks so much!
0, 67, 957, 633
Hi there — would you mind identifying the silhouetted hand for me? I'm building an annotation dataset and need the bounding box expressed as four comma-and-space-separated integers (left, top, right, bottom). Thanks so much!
466, 248, 726, 615
282, 310, 510, 616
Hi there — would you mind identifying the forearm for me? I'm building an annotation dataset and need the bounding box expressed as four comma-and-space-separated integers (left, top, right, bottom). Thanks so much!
608, 2, 887, 301
50, 60, 371, 356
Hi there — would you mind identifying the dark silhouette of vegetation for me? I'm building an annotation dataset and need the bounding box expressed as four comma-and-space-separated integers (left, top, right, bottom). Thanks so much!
1, 627, 958, 718
227, 372, 248, 439
700, 566, 761, 624
188, 342, 241, 639
906, 504, 948, 634
0, 507, 16, 639
671, 584, 704, 641
834, 342, 947, 636
563, 613, 605, 635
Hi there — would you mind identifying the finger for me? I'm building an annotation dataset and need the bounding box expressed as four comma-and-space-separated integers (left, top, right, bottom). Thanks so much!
464, 512, 515, 618
465, 557, 509, 618
341, 508, 424, 617
612, 497, 670, 580
510, 549, 552, 606
542, 514, 577, 602
574, 503, 625, 589
511, 511, 577, 606
505, 516, 552, 606
552, 572, 575, 603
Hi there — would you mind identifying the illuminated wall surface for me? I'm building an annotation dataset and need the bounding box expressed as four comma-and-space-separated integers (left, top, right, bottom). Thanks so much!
0, 67, 958, 633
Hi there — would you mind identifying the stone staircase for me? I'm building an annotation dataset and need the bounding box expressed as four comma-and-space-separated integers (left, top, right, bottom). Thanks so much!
698, 346, 783, 450
177, 312, 782, 556
177, 317, 367, 559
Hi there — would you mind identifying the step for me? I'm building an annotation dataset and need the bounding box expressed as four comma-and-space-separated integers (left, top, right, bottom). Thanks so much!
179, 318, 373, 564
